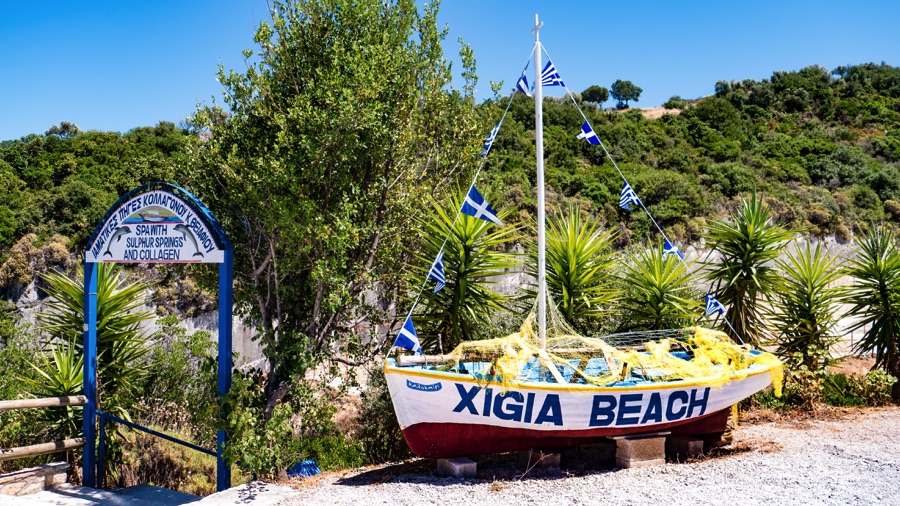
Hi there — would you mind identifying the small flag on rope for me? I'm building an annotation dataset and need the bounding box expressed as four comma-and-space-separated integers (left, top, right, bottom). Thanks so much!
393, 315, 422, 355
428, 251, 446, 294
541, 60, 565, 87
479, 122, 501, 157
576, 121, 600, 145
619, 181, 641, 211
516, 72, 532, 97
461, 185, 503, 225
663, 239, 685, 261
705, 294, 726, 316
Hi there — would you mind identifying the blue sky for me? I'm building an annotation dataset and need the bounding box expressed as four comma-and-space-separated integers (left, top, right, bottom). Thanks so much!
2, 0, 899, 141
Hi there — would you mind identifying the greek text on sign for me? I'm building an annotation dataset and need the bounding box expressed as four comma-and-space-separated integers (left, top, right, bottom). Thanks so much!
86, 190, 225, 263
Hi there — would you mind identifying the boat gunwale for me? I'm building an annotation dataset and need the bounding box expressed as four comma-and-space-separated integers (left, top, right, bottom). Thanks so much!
383, 356, 777, 393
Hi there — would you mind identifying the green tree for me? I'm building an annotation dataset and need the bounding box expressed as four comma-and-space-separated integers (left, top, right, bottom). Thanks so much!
844, 225, 900, 401
413, 194, 519, 353
617, 243, 701, 331
581, 85, 609, 107
190, 0, 481, 416
704, 195, 797, 344
768, 243, 844, 370
40, 263, 154, 415
610, 79, 643, 108
528, 207, 618, 333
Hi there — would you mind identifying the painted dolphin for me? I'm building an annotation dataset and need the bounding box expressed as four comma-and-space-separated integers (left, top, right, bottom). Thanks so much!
103, 226, 132, 257
173, 224, 204, 258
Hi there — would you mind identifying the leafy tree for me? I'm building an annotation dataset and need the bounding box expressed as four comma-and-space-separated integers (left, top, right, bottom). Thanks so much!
617, 243, 701, 331
581, 85, 609, 107
768, 242, 845, 373
40, 263, 154, 415
844, 225, 900, 401
412, 195, 519, 353
528, 207, 618, 333
704, 195, 797, 344
190, 0, 482, 416
610, 79, 643, 108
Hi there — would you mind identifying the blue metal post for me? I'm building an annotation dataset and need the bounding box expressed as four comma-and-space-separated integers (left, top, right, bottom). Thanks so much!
216, 247, 234, 491
82, 262, 99, 488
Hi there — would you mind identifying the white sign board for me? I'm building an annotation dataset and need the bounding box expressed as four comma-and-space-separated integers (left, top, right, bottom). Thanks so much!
86, 189, 225, 263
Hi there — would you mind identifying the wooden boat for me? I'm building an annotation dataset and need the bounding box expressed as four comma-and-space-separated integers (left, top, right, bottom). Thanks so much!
385, 15, 782, 460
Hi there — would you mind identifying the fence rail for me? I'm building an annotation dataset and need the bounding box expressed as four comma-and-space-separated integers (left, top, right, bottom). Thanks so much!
0, 396, 88, 463
0, 396, 87, 411
0, 438, 85, 462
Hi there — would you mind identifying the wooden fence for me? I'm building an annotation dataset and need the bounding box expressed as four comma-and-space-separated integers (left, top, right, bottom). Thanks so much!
0, 396, 86, 462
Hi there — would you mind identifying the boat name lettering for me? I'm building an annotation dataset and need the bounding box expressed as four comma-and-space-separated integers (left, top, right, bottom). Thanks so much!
589, 388, 710, 427
406, 380, 442, 392
452, 384, 563, 426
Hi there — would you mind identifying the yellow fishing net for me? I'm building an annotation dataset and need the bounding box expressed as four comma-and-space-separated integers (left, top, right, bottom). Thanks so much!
438, 296, 783, 396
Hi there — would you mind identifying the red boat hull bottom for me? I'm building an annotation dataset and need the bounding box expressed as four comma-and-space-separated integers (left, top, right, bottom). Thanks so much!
401, 408, 731, 459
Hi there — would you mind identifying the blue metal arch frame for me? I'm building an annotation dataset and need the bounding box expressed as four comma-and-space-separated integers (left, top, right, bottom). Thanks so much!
82, 182, 233, 492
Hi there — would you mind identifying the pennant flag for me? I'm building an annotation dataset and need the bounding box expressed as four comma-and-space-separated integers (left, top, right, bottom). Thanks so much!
619, 181, 641, 211
461, 185, 503, 225
576, 121, 600, 145
393, 316, 423, 355
541, 60, 565, 87
428, 251, 446, 294
664, 239, 685, 261
479, 122, 501, 157
516, 72, 532, 97
705, 294, 726, 316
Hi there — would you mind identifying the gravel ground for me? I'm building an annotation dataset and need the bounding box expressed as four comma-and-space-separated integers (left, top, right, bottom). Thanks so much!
276, 407, 900, 506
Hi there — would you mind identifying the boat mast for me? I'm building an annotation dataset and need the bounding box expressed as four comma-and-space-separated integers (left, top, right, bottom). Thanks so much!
533, 14, 546, 348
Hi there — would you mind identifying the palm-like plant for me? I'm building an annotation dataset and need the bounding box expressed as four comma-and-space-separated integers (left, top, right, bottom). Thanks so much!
767, 242, 845, 372
22, 340, 84, 466
844, 225, 900, 401
617, 243, 702, 331
40, 263, 154, 414
527, 207, 618, 334
413, 194, 520, 353
705, 195, 797, 344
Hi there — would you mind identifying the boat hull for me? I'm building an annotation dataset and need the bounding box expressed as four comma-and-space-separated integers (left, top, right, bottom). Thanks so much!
385, 361, 774, 459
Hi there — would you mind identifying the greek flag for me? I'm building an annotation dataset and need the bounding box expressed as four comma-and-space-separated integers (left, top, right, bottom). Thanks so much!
479, 122, 501, 157
516, 72, 532, 97
619, 181, 641, 211
541, 60, 565, 87
428, 251, 446, 294
461, 185, 503, 225
577, 121, 600, 145
705, 294, 726, 316
393, 316, 422, 355
663, 239, 685, 261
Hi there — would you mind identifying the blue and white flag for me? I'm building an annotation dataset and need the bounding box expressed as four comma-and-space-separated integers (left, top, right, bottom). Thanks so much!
479, 122, 501, 157
428, 251, 446, 294
619, 181, 641, 211
705, 294, 726, 316
663, 239, 685, 261
577, 121, 600, 145
541, 60, 565, 87
393, 315, 422, 355
461, 185, 503, 225
516, 72, 532, 97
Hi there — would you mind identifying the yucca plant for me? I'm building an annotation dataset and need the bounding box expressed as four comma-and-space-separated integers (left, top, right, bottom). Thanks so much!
705, 194, 797, 344
617, 243, 702, 331
22, 340, 84, 467
768, 242, 845, 370
39, 263, 154, 485
844, 224, 900, 401
40, 263, 154, 410
412, 194, 520, 353
527, 206, 618, 334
